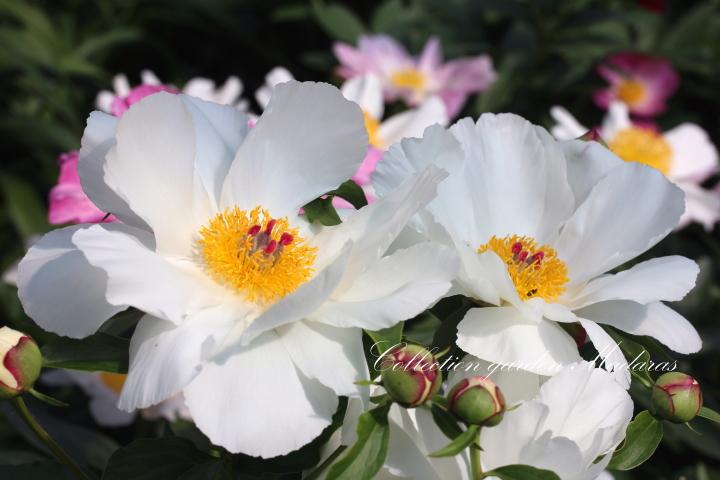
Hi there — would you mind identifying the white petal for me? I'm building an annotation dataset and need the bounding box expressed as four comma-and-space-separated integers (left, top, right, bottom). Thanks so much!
95, 91, 115, 114
677, 181, 720, 231
601, 101, 631, 139
456, 307, 581, 376
17, 225, 126, 339
569, 256, 698, 308
255, 67, 295, 109
449, 113, 575, 244
113, 73, 131, 95
666, 123, 718, 182
577, 320, 630, 388
314, 242, 457, 330
560, 139, 623, 209
184, 331, 338, 457
140, 69, 161, 85
549, 106, 587, 140
72, 224, 225, 324
222, 81, 367, 217
556, 162, 684, 286
341, 74, 384, 119
278, 321, 368, 396
78, 111, 147, 228
119, 310, 235, 411
377, 96, 448, 148
576, 300, 701, 354
106, 92, 208, 255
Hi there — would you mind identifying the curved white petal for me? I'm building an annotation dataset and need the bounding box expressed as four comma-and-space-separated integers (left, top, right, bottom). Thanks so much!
666, 123, 718, 182
377, 96, 448, 148
600, 101, 632, 139
255, 67, 295, 110
314, 242, 457, 330
449, 113, 575, 244
184, 331, 338, 457
222, 81, 367, 217
549, 106, 587, 140
118, 310, 235, 411
78, 111, 147, 227
577, 320, 630, 388
456, 307, 581, 376
560, 139, 623, 209
556, 162, 684, 286
278, 321, 368, 397
72, 224, 225, 324
576, 300, 701, 355
569, 256, 698, 309
677, 181, 720, 231
17, 225, 127, 338
341, 74, 384, 119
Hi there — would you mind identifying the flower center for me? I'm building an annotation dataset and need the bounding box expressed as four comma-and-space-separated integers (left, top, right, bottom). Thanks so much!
617, 79, 646, 105
478, 235, 568, 302
363, 110, 382, 148
198, 206, 317, 305
99, 372, 126, 395
390, 68, 426, 92
609, 127, 672, 175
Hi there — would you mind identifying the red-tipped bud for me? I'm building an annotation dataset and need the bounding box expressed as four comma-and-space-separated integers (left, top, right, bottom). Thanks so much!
0, 327, 42, 400
651, 372, 702, 423
379, 344, 442, 407
447, 376, 505, 427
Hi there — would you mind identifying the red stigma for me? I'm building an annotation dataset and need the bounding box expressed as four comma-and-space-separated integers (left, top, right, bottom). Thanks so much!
263, 240, 278, 255
532, 251, 545, 263
248, 225, 261, 236
518, 251, 528, 262
265, 219, 277, 235
511, 242, 523, 255
279, 233, 294, 246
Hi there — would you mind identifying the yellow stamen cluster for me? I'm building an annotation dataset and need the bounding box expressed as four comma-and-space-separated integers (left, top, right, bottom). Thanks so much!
609, 127, 673, 175
390, 68, 426, 92
617, 79, 646, 105
99, 372, 126, 395
197, 206, 317, 305
478, 235, 568, 302
363, 110, 382, 148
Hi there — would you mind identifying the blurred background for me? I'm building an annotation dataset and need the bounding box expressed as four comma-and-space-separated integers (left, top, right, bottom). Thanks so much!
1, 0, 719, 478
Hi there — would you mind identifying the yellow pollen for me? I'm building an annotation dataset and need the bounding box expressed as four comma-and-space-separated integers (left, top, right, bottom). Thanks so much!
197, 206, 317, 305
363, 110, 382, 148
390, 68, 426, 92
616, 79, 646, 105
609, 127, 673, 175
478, 235, 568, 302
99, 372, 126, 395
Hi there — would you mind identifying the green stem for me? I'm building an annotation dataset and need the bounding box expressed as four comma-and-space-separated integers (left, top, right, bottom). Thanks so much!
305, 445, 347, 480
470, 428, 483, 480
11, 397, 91, 480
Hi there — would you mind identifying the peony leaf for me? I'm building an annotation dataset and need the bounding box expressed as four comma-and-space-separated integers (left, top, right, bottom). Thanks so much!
698, 406, 720, 424
608, 410, 664, 470
326, 403, 391, 480
41, 332, 129, 373
483, 464, 561, 480
311, 1, 366, 43
428, 424, 479, 457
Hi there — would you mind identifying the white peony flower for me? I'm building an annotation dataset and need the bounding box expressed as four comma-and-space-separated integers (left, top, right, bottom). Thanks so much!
17, 81, 459, 457
341, 361, 632, 480
374, 114, 702, 385
551, 101, 720, 230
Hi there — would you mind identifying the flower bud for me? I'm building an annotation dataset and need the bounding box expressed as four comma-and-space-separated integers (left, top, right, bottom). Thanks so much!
651, 372, 702, 423
0, 327, 42, 400
379, 344, 441, 407
447, 376, 505, 427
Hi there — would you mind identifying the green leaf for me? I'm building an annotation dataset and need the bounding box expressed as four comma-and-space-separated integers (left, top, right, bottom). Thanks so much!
303, 197, 341, 226
41, 332, 129, 373
0, 172, 50, 239
430, 403, 463, 440
365, 323, 404, 356
0, 461, 75, 480
328, 180, 368, 209
608, 410, 664, 470
327, 403, 391, 480
102, 438, 214, 480
312, 1, 365, 43
428, 424, 479, 457
483, 464, 561, 480
604, 328, 654, 388
699, 406, 720, 424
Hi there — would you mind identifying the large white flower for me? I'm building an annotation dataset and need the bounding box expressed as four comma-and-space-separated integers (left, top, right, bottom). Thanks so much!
17, 81, 459, 457
551, 101, 720, 230
342, 361, 632, 480
374, 114, 702, 385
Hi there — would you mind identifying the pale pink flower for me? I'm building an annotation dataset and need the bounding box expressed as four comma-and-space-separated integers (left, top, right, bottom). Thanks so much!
334, 35, 495, 118
594, 53, 679, 117
48, 151, 115, 225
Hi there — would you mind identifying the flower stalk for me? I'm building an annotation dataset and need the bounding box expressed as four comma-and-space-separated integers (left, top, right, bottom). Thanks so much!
10, 396, 91, 480
470, 428, 482, 480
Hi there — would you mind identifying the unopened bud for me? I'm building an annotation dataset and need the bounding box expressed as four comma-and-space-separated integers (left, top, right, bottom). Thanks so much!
448, 376, 505, 427
0, 327, 42, 400
379, 344, 441, 407
651, 372, 702, 423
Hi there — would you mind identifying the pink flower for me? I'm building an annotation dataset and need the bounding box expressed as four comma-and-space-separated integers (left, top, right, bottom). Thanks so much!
334, 35, 495, 118
594, 53, 679, 117
110, 84, 177, 117
48, 151, 115, 225
332, 147, 383, 209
